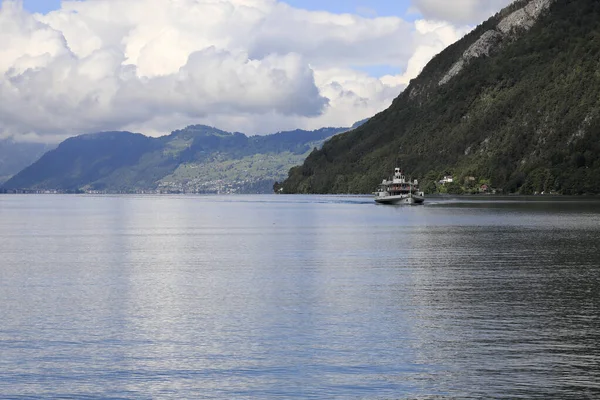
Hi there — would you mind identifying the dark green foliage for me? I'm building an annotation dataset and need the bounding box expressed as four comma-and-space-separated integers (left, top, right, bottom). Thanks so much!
445, 182, 465, 195
283, 0, 600, 195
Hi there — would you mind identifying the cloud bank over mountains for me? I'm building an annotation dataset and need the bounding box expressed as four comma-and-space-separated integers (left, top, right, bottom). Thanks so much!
412, 0, 513, 24
0, 0, 509, 141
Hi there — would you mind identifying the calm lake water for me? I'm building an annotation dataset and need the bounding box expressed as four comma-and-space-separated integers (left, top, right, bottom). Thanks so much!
1, 194, 600, 399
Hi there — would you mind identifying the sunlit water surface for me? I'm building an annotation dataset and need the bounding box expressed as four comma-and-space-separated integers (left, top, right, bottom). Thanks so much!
1, 195, 600, 399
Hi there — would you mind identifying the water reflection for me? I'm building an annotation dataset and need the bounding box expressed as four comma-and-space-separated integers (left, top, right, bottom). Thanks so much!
1, 195, 600, 398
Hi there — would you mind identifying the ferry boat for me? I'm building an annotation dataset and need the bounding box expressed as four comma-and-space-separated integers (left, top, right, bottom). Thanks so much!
374, 168, 425, 205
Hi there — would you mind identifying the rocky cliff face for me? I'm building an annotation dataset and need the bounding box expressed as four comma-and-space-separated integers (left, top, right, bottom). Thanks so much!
439, 30, 503, 85
499, 0, 554, 33
439, 0, 554, 86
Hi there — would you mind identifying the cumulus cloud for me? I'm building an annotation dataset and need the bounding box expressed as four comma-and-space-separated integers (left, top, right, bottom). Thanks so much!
0, 0, 488, 141
382, 20, 471, 87
411, 0, 514, 25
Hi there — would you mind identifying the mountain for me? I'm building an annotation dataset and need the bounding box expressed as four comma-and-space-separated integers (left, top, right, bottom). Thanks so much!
0, 139, 55, 184
282, 0, 600, 195
2, 125, 348, 193
351, 118, 370, 130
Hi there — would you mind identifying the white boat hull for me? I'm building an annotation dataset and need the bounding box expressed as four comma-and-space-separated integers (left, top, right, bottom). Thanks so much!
375, 194, 425, 205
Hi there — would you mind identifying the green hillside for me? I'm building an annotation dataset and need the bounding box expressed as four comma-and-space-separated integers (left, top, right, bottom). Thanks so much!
283, 0, 600, 195
2, 126, 348, 193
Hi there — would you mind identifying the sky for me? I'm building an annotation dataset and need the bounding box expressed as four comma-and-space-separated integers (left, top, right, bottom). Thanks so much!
2, 0, 514, 142
22, 0, 414, 19
22, 0, 60, 14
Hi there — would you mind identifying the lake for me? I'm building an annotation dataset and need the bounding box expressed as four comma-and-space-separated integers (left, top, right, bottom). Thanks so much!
1, 194, 600, 399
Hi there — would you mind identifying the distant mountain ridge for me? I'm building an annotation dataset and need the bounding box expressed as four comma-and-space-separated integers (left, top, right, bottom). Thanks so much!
282, 0, 600, 195
0, 139, 55, 184
2, 125, 350, 193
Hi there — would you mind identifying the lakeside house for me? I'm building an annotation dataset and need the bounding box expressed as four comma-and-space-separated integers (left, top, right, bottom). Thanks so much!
439, 175, 454, 185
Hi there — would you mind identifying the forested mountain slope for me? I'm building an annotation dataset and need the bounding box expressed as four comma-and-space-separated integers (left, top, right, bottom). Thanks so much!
3, 125, 348, 193
283, 0, 600, 195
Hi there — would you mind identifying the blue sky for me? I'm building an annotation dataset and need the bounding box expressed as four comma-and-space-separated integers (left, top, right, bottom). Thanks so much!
22, 0, 61, 14
22, 0, 415, 18
284, 0, 413, 18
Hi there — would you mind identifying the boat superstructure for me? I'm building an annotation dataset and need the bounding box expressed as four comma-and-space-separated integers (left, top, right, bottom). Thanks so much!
374, 168, 425, 205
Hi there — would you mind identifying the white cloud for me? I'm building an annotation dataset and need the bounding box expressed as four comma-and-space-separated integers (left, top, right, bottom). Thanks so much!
382, 20, 471, 86
0, 0, 490, 141
411, 0, 514, 25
